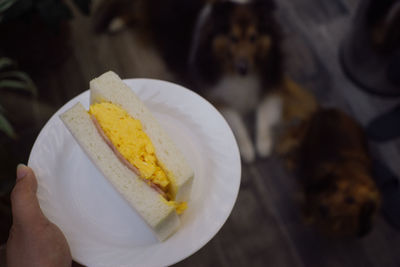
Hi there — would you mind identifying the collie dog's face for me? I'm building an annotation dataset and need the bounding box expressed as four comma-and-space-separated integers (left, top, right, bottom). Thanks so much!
211, 4, 274, 76
304, 165, 381, 237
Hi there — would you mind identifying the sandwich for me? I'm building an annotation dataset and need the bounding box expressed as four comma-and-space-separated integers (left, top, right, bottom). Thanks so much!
60, 71, 194, 241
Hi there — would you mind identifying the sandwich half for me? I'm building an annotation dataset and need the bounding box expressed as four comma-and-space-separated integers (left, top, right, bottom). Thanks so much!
60, 71, 194, 241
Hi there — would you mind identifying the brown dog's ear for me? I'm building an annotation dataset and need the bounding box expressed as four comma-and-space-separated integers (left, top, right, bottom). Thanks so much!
358, 201, 376, 237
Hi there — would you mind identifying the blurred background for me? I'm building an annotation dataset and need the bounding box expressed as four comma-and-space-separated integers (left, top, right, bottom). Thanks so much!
0, 0, 400, 266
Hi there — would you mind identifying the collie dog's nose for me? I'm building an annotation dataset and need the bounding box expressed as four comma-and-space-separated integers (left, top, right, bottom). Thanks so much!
236, 60, 248, 76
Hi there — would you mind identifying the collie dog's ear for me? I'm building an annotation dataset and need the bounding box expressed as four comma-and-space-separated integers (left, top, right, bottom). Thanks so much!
257, 36, 272, 57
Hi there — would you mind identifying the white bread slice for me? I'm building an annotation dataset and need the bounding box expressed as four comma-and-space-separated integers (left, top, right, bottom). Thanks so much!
90, 71, 194, 202
60, 103, 180, 241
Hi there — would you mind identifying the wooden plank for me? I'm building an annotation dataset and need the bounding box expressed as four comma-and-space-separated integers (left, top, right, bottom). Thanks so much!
175, 163, 303, 267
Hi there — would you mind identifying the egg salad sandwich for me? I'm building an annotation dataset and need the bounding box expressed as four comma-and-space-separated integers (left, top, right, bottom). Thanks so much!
60, 71, 194, 241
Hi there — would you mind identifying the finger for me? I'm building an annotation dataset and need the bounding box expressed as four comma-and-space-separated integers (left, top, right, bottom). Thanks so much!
11, 164, 46, 228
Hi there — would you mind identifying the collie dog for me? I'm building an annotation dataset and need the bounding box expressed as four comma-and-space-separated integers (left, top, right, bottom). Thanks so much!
94, 0, 289, 162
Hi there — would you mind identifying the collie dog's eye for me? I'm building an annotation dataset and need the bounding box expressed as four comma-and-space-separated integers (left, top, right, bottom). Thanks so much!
230, 35, 239, 43
249, 34, 256, 43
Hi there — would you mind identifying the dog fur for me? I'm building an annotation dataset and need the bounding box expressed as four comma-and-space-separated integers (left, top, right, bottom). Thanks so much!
94, 0, 284, 162
191, 0, 284, 162
94, 0, 381, 236
277, 107, 381, 237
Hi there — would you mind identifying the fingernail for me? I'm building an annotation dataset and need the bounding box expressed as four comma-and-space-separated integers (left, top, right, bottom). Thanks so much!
16, 164, 29, 180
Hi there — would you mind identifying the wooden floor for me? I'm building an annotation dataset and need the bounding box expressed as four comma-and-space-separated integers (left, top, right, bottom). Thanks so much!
1, 0, 400, 266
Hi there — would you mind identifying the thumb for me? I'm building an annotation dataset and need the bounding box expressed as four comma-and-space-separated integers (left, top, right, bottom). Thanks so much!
11, 164, 46, 228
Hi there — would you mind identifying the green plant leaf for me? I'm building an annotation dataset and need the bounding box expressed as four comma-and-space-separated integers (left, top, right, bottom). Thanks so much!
0, 71, 37, 95
72, 0, 91, 15
1, 0, 33, 22
0, 79, 36, 93
0, 58, 15, 70
0, 112, 15, 138
0, 0, 17, 13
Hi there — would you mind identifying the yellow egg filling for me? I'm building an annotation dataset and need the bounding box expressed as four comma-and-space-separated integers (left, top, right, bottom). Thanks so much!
89, 102, 186, 213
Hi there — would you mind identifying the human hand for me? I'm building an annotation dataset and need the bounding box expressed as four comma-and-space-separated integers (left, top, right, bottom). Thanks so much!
6, 164, 72, 267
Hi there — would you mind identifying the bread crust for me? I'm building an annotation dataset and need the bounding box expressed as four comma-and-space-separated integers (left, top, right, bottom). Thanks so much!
61, 103, 180, 241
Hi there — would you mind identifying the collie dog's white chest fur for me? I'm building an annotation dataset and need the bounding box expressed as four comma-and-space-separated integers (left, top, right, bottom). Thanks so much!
208, 74, 262, 114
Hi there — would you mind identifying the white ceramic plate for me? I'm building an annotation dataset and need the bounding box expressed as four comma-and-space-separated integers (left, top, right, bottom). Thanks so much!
28, 79, 241, 267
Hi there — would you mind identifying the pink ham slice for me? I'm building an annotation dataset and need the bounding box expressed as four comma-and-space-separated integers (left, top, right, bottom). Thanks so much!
91, 115, 169, 200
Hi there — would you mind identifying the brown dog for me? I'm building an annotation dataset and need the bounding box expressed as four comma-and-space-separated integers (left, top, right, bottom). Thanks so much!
278, 105, 381, 237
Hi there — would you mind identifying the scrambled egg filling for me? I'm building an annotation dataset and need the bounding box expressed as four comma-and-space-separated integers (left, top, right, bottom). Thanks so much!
89, 102, 186, 214
172, 202, 187, 215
